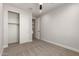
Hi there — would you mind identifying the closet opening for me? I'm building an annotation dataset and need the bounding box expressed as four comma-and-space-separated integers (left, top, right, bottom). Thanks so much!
8, 11, 20, 46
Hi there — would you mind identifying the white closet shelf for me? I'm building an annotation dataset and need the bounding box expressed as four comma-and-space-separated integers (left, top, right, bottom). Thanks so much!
8, 23, 19, 25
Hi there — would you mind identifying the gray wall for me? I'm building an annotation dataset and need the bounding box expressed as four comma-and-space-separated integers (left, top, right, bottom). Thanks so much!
41, 4, 79, 51
0, 3, 3, 55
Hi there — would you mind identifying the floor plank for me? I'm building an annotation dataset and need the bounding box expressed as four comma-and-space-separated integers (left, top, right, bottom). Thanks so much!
2, 39, 79, 56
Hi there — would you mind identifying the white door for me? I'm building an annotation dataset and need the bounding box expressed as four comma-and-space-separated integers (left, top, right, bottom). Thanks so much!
8, 24, 19, 44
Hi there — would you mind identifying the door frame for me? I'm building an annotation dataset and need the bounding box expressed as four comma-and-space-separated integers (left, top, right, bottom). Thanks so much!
8, 11, 20, 44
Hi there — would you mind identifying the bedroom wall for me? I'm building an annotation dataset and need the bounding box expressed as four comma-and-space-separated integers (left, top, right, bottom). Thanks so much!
0, 3, 3, 55
41, 4, 79, 52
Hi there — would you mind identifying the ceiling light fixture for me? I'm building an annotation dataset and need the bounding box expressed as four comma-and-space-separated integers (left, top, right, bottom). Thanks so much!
39, 3, 43, 13
40, 4, 42, 10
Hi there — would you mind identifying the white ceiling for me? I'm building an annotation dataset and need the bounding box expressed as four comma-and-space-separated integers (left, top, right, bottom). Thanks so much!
4, 3, 63, 18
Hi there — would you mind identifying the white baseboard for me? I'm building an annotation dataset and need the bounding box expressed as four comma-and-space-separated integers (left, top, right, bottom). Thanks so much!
0, 48, 4, 56
42, 39, 79, 53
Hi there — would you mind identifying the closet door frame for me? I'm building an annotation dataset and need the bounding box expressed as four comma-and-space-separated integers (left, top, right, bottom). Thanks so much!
8, 11, 20, 44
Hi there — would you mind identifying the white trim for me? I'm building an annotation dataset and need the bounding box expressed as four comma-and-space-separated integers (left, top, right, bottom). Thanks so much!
0, 48, 4, 56
42, 39, 79, 53
3, 45, 8, 48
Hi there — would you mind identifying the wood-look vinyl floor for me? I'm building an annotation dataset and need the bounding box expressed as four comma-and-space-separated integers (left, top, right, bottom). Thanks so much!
2, 39, 79, 56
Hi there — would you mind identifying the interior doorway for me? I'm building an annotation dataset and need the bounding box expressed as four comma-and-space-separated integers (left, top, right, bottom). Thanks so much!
32, 19, 36, 40
8, 11, 20, 45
